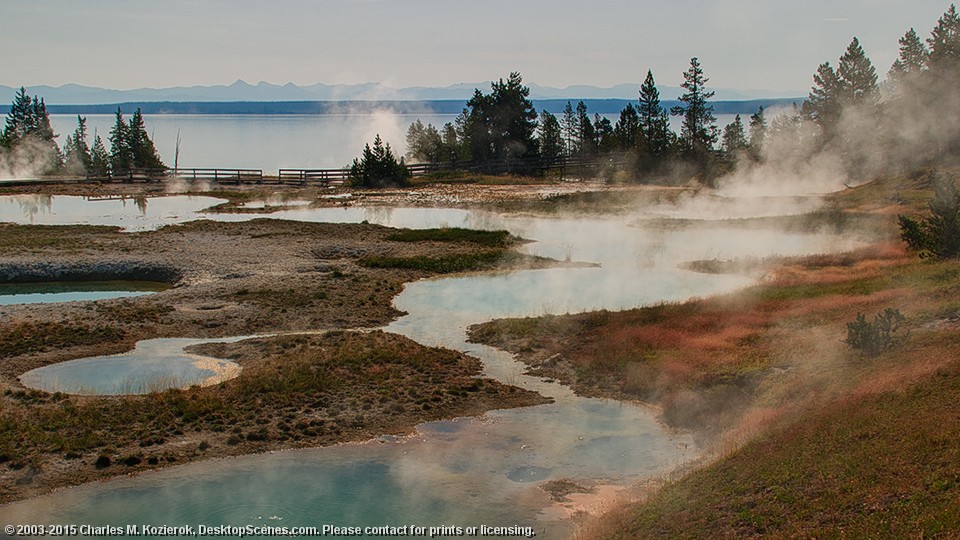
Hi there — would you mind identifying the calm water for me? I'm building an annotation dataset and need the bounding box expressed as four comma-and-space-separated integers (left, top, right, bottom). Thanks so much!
0, 202, 863, 538
49, 113, 744, 173
18, 337, 245, 395
0, 281, 167, 306
0, 194, 225, 231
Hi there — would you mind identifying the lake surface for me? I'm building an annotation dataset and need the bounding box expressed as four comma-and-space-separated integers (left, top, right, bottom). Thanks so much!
0, 201, 862, 538
50, 113, 744, 174
0, 281, 168, 306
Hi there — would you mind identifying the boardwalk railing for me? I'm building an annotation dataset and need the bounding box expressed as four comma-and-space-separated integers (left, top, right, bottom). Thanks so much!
169, 168, 263, 183
13, 155, 629, 187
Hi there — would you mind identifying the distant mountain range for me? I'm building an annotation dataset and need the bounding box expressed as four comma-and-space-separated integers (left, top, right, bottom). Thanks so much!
0, 80, 804, 105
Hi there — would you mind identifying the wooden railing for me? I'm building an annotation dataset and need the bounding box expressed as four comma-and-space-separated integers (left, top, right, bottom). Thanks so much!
168, 168, 263, 182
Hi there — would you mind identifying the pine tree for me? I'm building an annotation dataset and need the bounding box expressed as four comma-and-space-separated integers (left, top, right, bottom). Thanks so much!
405, 119, 443, 163
537, 110, 564, 161
89, 132, 110, 178
109, 108, 132, 175
576, 101, 596, 156
837, 37, 880, 107
462, 72, 538, 167
748, 106, 767, 160
637, 70, 672, 160
594, 114, 614, 153
1, 87, 33, 148
670, 57, 718, 165
927, 4, 960, 74
887, 28, 929, 94
721, 115, 747, 155
63, 115, 93, 175
128, 108, 164, 169
613, 103, 640, 151
561, 101, 578, 157
803, 62, 843, 134
350, 133, 410, 188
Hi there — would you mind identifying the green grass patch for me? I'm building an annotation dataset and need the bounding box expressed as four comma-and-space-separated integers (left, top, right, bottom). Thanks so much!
385, 228, 512, 247
0, 224, 119, 252
0, 321, 127, 358
359, 251, 507, 273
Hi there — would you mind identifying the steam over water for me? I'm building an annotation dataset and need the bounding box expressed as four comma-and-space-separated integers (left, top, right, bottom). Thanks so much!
0, 200, 863, 537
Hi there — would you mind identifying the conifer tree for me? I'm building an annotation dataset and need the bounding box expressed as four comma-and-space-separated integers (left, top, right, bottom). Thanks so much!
837, 37, 880, 107
89, 132, 110, 178
109, 108, 132, 175
63, 115, 92, 175
128, 108, 165, 169
670, 57, 718, 166
803, 62, 843, 134
721, 115, 747, 155
1, 87, 33, 148
887, 28, 929, 94
576, 101, 596, 156
748, 106, 767, 160
613, 103, 640, 151
927, 4, 960, 74
561, 101, 578, 157
537, 110, 564, 161
350, 133, 410, 188
637, 70, 672, 160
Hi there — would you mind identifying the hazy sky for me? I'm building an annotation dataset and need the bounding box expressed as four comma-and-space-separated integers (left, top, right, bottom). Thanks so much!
1, 0, 952, 93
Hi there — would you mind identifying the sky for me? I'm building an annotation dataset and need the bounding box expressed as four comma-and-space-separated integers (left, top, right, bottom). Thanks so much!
0, 0, 953, 94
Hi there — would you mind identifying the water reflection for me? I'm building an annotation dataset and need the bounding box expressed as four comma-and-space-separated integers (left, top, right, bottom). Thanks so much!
0, 195, 225, 231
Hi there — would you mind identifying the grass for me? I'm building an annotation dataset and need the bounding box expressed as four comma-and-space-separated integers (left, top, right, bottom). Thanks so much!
359, 251, 508, 273
0, 321, 127, 359
0, 223, 119, 253
385, 228, 513, 247
595, 337, 960, 538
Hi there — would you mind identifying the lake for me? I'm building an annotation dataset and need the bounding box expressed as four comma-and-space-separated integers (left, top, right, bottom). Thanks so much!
49, 113, 745, 174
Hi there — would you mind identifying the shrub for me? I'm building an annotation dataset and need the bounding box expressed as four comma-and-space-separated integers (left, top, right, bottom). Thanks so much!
898, 175, 960, 258
844, 308, 907, 357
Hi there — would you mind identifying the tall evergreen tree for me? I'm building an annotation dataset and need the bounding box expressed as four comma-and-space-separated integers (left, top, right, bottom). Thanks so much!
670, 57, 718, 165
613, 103, 640, 151
561, 101, 578, 157
803, 62, 843, 134
89, 132, 110, 178
748, 106, 767, 160
593, 114, 614, 153
887, 28, 929, 94
461, 72, 538, 168
537, 110, 564, 161
927, 4, 960, 74
576, 101, 596, 156
1, 87, 33, 148
837, 37, 880, 107
637, 70, 672, 160
63, 115, 92, 175
109, 108, 132, 175
721, 115, 747, 156
350, 133, 409, 188
128, 108, 165, 169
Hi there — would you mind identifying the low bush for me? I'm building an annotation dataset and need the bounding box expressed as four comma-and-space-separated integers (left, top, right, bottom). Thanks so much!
844, 308, 907, 357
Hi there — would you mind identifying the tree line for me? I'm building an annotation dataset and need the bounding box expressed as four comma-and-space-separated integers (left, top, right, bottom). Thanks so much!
398, 4, 960, 185
0, 87, 164, 178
